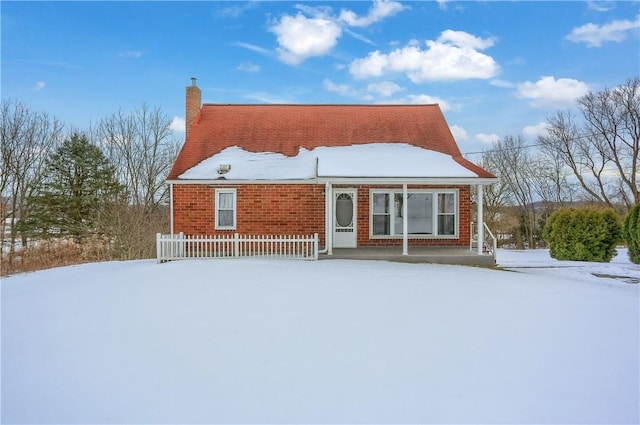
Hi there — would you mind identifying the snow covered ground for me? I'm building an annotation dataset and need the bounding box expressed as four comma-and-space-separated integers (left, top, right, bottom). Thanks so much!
2, 249, 638, 424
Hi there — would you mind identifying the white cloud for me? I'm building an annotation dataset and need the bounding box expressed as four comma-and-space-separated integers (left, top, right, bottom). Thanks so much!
367, 81, 403, 97
436, 0, 450, 10
450, 125, 468, 141
270, 13, 342, 65
233, 42, 272, 56
118, 50, 143, 58
322, 78, 448, 108
215, 1, 258, 18
170, 116, 186, 133
349, 30, 499, 82
476, 133, 500, 145
405, 95, 451, 109
567, 15, 640, 47
381, 94, 451, 110
490, 79, 515, 88
587, 1, 612, 12
344, 28, 376, 45
33, 81, 46, 91
522, 122, 549, 140
267, 2, 408, 65
516, 76, 590, 107
244, 92, 293, 104
323, 78, 358, 97
237, 62, 261, 72
437, 29, 496, 50
339, 0, 409, 27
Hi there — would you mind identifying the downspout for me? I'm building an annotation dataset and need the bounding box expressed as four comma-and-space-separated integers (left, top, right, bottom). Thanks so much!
318, 181, 331, 254
169, 183, 174, 235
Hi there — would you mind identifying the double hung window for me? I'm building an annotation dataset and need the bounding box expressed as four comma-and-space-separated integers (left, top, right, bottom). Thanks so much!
370, 189, 457, 238
215, 189, 236, 230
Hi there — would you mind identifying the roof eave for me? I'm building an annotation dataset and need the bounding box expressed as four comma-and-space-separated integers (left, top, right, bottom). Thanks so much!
166, 176, 499, 185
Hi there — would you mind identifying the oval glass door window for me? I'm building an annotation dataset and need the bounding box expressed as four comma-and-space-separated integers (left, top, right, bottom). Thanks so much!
336, 194, 353, 227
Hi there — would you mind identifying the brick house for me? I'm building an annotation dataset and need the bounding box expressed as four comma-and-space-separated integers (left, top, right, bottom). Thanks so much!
166, 78, 497, 257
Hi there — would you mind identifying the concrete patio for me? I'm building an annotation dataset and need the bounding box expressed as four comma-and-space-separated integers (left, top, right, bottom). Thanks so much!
321, 247, 496, 267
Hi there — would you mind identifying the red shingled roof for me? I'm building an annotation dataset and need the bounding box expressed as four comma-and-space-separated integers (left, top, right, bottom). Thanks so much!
168, 104, 495, 179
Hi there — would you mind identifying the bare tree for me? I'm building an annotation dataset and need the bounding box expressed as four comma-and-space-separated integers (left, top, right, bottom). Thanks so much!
92, 104, 181, 259
94, 104, 181, 211
482, 135, 545, 248
1, 100, 63, 260
540, 77, 640, 211
535, 142, 578, 206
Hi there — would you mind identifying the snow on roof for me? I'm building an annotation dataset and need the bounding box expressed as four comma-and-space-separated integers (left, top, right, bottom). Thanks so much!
178, 143, 479, 180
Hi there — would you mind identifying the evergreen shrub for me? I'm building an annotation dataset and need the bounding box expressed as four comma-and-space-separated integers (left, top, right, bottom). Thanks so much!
542, 207, 622, 262
623, 203, 640, 264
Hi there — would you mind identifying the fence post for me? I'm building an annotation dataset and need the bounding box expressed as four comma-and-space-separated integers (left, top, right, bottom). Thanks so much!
313, 233, 319, 260
156, 233, 162, 263
234, 233, 239, 257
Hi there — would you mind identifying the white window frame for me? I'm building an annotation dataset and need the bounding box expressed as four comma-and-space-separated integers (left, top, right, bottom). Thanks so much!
215, 188, 237, 230
369, 189, 459, 239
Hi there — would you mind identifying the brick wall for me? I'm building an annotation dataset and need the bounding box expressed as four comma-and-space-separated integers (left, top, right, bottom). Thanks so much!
173, 184, 325, 245
173, 183, 472, 248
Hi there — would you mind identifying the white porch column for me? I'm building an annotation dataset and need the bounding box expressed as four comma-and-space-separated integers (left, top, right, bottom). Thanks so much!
477, 184, 484, 255
402, 184, 408, 255
327, 183, 333, 256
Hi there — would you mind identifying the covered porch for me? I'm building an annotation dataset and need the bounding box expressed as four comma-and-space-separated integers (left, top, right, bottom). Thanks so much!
323, 180, 496, 266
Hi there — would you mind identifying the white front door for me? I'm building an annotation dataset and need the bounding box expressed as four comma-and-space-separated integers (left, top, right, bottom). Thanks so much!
333, 189, 357, 248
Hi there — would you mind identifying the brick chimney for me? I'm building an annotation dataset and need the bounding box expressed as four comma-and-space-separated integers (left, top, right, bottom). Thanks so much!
185, 77, 201, 137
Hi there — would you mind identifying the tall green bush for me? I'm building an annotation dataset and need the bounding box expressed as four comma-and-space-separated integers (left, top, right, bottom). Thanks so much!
542, 207, 622, 262
623, 203, 640, 264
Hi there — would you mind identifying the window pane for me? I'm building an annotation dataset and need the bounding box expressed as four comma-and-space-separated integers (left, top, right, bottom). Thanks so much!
407, 193, 432, 234
438, 215, 455, 235
373, 215, 390, 235
372, 193, 389, 214
394, 193, 403, 217
218, 210, 233, 227
218, 192, 233, 209
438, 193, 454, 213
336, 194, 353, 227
394, 216, 403, 235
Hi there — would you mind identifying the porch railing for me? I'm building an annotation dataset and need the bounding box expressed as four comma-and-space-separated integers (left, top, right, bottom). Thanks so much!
157, 233, 319, 262
470, 221, 497, 263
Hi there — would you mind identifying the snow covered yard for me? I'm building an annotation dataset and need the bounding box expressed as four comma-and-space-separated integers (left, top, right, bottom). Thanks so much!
2, 250, 638, 424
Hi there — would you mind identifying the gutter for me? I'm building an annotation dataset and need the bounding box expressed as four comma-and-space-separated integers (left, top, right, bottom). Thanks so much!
165, 177, 499, 185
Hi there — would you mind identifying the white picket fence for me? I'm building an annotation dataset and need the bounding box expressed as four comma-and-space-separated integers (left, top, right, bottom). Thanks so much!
157, 232, 319, 262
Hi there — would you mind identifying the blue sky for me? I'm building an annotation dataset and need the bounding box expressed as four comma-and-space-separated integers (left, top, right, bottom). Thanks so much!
2, 1, 639, 155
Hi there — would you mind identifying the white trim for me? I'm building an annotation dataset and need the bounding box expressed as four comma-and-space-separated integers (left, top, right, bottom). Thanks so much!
215, 188, 237, 230
369, 188, 460, 239
318, 182, 330, 254
332, 188, 357, 248
327, 184, 333, 255
166, 177, 498, 185
321, 177, 496, 185
402, 184, 408, 255
167, 179, 318, 185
